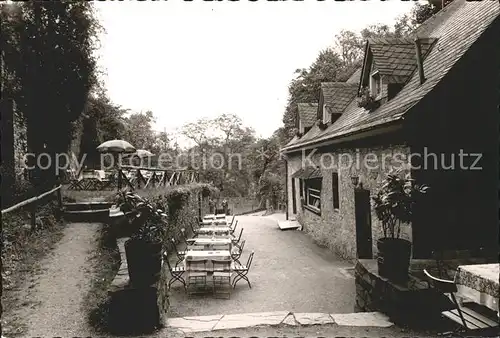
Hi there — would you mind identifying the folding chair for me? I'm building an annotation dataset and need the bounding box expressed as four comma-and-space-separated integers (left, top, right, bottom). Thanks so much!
231, 240, 246, 264
189, 220, 199, 238
230, 220, 238, 235
186, 259, 208, 295
171, 238, 186, 267
231, 227, 243, 245
212, 259, 232, 299
164, 252, 186, 291
228, 215, 236, 227
232, 251, 254, 289
180, 228, 196, 245
423, 269, 468, 329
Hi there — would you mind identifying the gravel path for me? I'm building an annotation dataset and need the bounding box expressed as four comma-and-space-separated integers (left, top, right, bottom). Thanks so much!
168, 213, 356, 317
20, 222, 101, 337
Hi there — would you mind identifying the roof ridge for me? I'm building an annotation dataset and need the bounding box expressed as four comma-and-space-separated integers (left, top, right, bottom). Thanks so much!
413, 0, 465, 38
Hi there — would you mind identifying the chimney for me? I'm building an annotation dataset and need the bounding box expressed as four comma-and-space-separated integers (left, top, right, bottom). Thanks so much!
414, 37, 426, 84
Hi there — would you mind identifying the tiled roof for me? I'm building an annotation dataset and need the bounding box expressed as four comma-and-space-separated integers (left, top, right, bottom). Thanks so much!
297, 103, 318, 128
321, 82, 359, 114
369, 37, 436, 83
346, 67, 362, 84
297, 123, 323, 143
282, 0, 499, 152
291, 167, 322, 179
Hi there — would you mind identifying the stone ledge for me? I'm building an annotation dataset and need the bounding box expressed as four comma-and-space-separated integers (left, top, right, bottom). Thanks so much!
166, 311, 394, 333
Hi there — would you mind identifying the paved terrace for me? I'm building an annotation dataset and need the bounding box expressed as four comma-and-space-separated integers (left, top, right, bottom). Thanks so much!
167, 213, 356, 317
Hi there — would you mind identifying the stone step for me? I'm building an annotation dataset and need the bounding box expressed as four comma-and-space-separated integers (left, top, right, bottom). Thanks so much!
63, 202, 113, 211
63, 209, 110, 223
277, 220, 300, 231
166, 311, 394, 334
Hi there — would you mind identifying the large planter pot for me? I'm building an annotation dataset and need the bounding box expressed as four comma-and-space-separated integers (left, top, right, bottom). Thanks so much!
377, 238, 412, 282
125, 239, 162, 287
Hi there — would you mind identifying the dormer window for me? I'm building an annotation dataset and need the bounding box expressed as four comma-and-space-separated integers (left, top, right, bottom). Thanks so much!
370, 70, 381, 98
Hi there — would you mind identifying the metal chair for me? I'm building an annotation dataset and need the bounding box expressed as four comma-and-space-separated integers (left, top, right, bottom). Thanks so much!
231, 239, 246, 264
230, 220, 238, 235
229, 215, 236, 227
186, 259, 208, 295
231, 227, 243, 245
188, 222, 199, 238
212, 259, 232, 299
171, 238, 185, 267
164, 252, 186, 291
232, 251, 254, 289
423, 269, 468, 329
180, 228, 196, 245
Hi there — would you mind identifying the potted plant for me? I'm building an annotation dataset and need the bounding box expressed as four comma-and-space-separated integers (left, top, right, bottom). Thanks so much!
118, 193, 167, 287
357, 87, 380, 112
316, 119, 328, 130
372, 172, 429, 282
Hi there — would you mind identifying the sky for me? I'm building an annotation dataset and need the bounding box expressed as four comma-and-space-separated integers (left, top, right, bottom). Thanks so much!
94, 0, 418, 144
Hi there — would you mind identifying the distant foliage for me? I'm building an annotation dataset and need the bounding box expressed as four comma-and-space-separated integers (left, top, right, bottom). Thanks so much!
1, 1, 101, 186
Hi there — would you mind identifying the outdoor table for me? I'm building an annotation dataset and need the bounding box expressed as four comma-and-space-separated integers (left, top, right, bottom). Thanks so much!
196, 234, 232, 239
454, 263, 499, 317
184, 250, 233, 272
197, 226, 231, 236
203, 214, 226, 220
201, 220, 228, 226
193, 237, 232, 248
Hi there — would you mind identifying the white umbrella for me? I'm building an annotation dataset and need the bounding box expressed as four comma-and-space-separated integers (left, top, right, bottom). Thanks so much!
96, 140, 136, 153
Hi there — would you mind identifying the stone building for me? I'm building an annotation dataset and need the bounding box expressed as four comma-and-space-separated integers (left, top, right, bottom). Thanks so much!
281, 0, 499, 260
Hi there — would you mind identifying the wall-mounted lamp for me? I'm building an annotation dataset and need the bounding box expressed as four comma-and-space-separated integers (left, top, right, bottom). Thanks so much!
351, 176, 359, 187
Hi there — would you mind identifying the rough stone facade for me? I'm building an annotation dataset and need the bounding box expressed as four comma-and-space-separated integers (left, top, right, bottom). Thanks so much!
287, 144, 411, 260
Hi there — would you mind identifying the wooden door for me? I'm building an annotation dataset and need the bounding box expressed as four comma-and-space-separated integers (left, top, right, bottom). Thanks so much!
355, 188, 373, 259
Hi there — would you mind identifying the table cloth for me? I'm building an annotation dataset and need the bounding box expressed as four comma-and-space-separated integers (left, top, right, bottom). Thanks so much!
201, 220, 228, 226
454, 263, 499, 314
184, 250, 232, 272
193, 238, 232, 246
197, 226, 231, 234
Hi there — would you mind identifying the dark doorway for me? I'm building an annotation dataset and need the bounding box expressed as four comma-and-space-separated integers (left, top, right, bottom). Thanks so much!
291, 178, 297, 214
355, 188, 373, 259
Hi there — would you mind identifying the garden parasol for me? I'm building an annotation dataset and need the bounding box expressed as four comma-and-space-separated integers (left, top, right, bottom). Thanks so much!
96, 140, 136, 153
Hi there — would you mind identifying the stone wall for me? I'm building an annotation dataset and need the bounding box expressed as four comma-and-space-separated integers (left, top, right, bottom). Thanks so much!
287, 144, 411, 260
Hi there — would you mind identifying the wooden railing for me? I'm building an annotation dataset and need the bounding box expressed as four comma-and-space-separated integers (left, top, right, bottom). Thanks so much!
118, 166, 200, 190
1, 184, 63, 230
